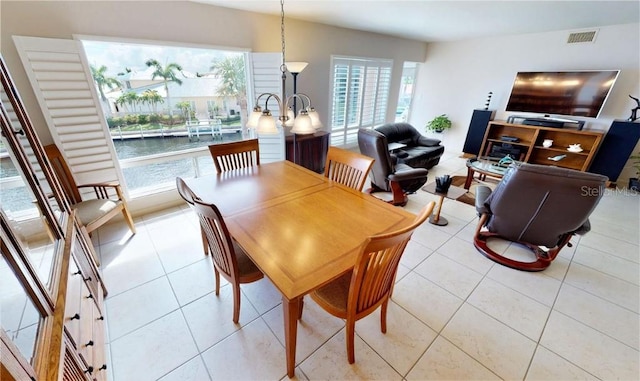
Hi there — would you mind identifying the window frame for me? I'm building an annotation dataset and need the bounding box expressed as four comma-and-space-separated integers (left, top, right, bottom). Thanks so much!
329, 56, 393, 147
395, 61, 418, 123
69, 36, 256, 196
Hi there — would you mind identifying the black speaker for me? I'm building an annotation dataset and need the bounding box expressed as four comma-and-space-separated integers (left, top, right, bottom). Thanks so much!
589, 120, 640, 182
463, 109, 495, 156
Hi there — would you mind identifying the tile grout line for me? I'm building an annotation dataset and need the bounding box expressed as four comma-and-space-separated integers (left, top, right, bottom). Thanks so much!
101, 167, 639, 381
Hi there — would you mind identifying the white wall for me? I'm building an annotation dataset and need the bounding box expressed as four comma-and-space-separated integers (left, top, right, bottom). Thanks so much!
411, 23, 640, 184
2, 1, 639, 202
0, 0, 428, 144
0, 0, 428, 215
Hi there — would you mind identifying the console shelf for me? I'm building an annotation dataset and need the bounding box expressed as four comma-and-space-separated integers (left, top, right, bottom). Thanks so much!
480, 121, 603, 171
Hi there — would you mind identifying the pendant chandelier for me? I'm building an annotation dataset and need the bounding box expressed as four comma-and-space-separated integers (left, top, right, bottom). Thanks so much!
246, 0, 322, 135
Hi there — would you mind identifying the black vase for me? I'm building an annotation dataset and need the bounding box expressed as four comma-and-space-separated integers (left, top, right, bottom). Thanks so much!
435, 175, 452, 193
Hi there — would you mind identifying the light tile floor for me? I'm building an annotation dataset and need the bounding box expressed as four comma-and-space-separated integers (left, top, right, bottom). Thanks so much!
94, 152, 639, 381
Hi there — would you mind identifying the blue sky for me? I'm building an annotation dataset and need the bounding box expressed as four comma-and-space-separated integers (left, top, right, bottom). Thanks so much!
81, 39, 243, 77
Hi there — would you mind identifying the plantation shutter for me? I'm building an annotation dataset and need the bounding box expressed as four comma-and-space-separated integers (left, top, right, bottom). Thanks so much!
330, 56, 392, 146
12, 36, 126, 197
249, 52, 285, 163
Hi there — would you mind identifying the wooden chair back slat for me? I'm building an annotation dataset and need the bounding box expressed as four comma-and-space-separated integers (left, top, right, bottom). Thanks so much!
309, 202, 434, 363
193, 198, 238, 280
208, 139, 260, 173
44, 144, 82, 204
348, 203, 433, 317
324, 146, 374, 192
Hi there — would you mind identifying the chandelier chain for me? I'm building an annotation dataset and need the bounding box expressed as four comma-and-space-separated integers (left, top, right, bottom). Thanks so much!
280, 0, 286, 73
248, 0, 321, 135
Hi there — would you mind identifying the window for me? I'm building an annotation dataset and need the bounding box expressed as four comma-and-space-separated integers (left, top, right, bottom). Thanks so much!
330, 56, 392, 146
395, 62, 417, 123
80, 39, 251, 195
15, 36, 284, 200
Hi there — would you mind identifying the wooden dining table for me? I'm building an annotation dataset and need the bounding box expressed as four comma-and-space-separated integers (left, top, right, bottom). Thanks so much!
185, 160, 416, 378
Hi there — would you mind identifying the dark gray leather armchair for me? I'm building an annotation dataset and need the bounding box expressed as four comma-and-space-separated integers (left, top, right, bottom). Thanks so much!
357, 128, 428, 206
375, 123, 444, 169
474, 162, 607, 271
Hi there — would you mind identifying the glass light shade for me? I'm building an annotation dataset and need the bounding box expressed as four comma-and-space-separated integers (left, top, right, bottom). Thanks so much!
246, 107, 262, 128
283, 107, 295, 127
290, 112, 314, 134
257, 113, 279, 134
307, 108, 323, 129
285, 61, 309, 74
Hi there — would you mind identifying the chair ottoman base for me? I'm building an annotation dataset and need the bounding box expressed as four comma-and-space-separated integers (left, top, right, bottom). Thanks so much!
473, 231, 571, 272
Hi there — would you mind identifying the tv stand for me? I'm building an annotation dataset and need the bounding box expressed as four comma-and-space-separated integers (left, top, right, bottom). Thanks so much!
506, 115, 585, 130
480, 121, 603, 171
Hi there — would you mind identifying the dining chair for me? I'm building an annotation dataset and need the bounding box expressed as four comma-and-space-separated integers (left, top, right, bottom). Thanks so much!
323, 146, 375, 192
189, 189, 264, 323
208, 138, 260, 173
176, 177, 209, 256
44, 144, 136, 237
308, 201, 434, 363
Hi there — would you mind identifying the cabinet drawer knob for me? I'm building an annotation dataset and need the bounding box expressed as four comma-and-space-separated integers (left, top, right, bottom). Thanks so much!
70, 313, 80, 320
85, 340, 94, 347
96, 315, 104, 321
84, 366, 94, 374
86, 294, 94, 299
98, 364, 107, 371
83, 276, 92, 282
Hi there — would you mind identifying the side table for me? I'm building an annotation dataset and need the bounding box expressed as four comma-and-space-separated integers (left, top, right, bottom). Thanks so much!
422, 182, 468, 226
464, 157, 509, 189
285, 130, 330, 173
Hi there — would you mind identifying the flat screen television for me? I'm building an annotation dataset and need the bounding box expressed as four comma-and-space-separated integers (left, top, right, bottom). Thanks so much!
505, 70, 619, 118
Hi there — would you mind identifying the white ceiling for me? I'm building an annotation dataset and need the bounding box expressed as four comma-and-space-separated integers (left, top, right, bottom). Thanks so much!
195, 0, 639, 42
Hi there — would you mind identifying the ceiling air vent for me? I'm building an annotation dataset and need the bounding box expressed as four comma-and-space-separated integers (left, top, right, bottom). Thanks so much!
567, 30, 598, 44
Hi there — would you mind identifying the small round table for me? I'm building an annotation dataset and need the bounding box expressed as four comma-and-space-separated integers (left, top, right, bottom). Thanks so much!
422, 182, 468, 226
464, 158, 510, 189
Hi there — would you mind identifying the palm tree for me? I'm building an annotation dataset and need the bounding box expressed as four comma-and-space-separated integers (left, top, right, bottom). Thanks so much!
210, 55, 247, 128
90, 65, 121, 115
116, 91, 139, 113
145, 59, 183, 117
115, 94, 128, 112
175, 101, 193, 122
140, 89, 164, 113
90, 64, 121, 102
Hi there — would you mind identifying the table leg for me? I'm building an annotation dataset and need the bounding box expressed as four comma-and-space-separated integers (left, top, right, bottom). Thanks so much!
464, 167, 474, 190
429, 195, 449, 226
283, 296, 301, 378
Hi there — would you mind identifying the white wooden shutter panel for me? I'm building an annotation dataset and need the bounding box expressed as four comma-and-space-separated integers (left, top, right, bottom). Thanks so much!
12, 36, 127, 198
375, 65, 392, 125
330, 57, 392, 146
250, 52, 285, 163
256, 127, 285, 163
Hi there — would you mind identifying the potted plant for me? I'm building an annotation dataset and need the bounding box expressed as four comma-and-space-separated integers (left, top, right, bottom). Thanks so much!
426, 114, 452, 133
629, 153, 640, 191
